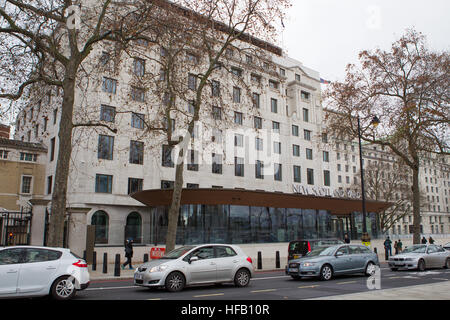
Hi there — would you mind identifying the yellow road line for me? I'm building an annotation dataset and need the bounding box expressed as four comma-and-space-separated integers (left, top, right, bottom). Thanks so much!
251, 289, 277, 293
193, 293, 224, 298
336, 281, 357, 285
298, 285, 319, 289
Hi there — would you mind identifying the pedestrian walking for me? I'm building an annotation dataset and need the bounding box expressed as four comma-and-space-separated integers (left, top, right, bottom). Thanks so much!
421, 236, 427, 244
394, 240, 398, 255
384, 236, 392, 260
344, 233, 350, 244
397, 239, 403, 253
122, 238, 134, 270
428, 236, 435, 244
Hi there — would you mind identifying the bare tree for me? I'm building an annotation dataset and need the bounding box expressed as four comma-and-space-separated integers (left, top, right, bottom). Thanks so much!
324, 29, 449, 244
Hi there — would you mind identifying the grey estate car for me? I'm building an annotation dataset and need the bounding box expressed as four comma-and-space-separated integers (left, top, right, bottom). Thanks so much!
286, 244, 379, 281
388, 244, 450, 271
134, 244, 254, 292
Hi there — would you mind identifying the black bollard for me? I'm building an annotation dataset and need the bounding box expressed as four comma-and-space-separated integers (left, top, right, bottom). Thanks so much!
374, 247, 378, 254
83, 250, 86, 261
257, 251, 262, 270
114, 254, 120, 277
103, 253, 108, 274
144, 253, 149, 263
275, 251, 280, 269
92, 251, 97, 271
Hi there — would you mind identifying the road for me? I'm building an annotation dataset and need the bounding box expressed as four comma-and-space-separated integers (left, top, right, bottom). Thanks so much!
76, 264, 450, 300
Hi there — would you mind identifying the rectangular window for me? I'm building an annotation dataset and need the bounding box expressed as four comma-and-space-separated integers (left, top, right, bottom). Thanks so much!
47, 176, 52, 195
274, 163, 282, 181
234, 134, 244, 147
272, 121, 280, 133
21, 176, 32, 194
128, 178, 143, 194
324, 170, 330, 186
233, 87, 241, 103
212, 106, 222, 120
255, 138, 263, 151
231, 67, 242, 77
252, 93, 260, 108
131, 113, 145, 129
269, 80, 279, 89
251, 73, 261, 83
95, 174, 113, 193
293, 165, 301, 183
186, 52, 198, 63
20, 152, 37, 162
235, 157, 244, 177
303, 108, 309, 122
212, 128, 222, 143
211, 80, 220, 97
323, 151, 329, 162
102, 77, 117, 94
322, 133, 328, 143
161, 180, 174, 189
187, 183, 199, 189
274, 142, 281, 154
50, 137, 55, 162
133, 58, 145, 76
293, 144, 300, 157
307, 168, 314, 185
306, 148, 313, 160
98, 135, 114, 160
188, 73, 197, 90
292, 125, 299, 136
304, 129, 311, 141
212, 153, 222, 174
295, 74, 301, 82
0, 150, 8, 159
254, 117, 262, 129
129, 140, 144, 164
255, 160, 264, 179
187, 150, 198, 171
234, 111, 243, 125
131, 87, 145, 102
271, 98, 278, 113
100, 105, 115, 122
162, 145, 174, 167
301, 90, 310, 100
53, 109, 58, 124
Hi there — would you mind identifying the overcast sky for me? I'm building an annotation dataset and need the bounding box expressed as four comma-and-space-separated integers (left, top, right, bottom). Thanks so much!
280, 0, 450, 82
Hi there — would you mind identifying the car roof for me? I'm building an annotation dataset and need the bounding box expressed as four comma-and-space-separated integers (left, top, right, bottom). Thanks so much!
0, 245, 69, 252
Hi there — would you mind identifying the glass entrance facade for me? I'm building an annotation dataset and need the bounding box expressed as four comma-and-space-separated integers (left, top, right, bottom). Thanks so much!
151, 204, 380, 245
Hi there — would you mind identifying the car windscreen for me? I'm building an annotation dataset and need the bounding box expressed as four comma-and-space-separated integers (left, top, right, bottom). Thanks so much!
161, 246, 195, 259
305, 246, 336, 257
289, 241, 308, 255
402, 245, 427, 254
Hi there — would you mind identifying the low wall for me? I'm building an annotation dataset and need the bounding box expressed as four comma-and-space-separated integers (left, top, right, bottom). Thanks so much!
90, 236, 450, 270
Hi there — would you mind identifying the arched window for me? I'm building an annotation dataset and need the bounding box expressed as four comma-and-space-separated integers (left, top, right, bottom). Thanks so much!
91, 210, 109, 244
125, 212, 142, 243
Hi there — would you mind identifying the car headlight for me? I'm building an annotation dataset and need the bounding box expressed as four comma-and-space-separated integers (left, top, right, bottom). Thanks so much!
150, 265, 169, 273
302, 262, 316, 267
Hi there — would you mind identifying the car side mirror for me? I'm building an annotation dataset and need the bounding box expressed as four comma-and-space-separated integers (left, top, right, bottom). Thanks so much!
189, 256, 199, 264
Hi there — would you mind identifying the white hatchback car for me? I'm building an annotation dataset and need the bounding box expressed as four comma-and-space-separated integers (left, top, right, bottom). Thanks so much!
0, 246, 90, 300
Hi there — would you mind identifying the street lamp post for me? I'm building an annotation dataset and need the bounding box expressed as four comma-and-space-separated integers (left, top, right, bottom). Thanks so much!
357, 115, 379, 244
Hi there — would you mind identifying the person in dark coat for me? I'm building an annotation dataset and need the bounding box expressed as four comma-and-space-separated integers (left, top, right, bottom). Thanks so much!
122, 239, 134, 270
428, 236, 435, 244
421, 236, 427, 244
397, 239, 403, 253
343, 233, 350, 244
384, 236, 392, 259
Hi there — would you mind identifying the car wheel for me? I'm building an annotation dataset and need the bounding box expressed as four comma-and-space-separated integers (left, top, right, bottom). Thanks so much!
417, 259, 426, 272
51, 276, 77, 301
165, 271, 185, 292
444, 258, 450, 269
234, 268, 251, 287
291, 275, 302, 280
319, 264, 333, 281
365, 262, 376, 276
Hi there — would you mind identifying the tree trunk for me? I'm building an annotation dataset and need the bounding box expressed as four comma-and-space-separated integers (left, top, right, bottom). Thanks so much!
411, 165, 421, 244
46, 65, 77, 247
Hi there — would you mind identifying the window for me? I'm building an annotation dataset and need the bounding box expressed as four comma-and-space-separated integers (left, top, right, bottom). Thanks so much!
211, 80, 220, 97
53, 108, 58, 124
292, 125, 299, 136
255, 160, 264, 179
271, 98, 278, 113
212, 153, 222, 174
293, 166, 301, 183
100, 105, 115, 122
125, 212, 142, 243
234, 134, 243, 147
235, 157, 244, 177
91, 210, 109, 243
280, 68, 286, 76
324, 170, 330, 186
102, 77, 117, 94
162, 145, 174, 167
133, 58, 145, 76
322, 133, 328, 143
95, 174, 113, 193
272, 121, 280, 133
188, 73, 197, 90
303, 108, 309, 122
252, 93, 260, 108
254, 116, 262, 129
301, 90, 310, 100
20, 152, 37, 162
233, 87, 241, 103
161, 180, 174, 189
234, 111, 243, 125
98, 135, 114, 160
187, 150, 198, 171
231, 67, 242, 77
50, 137, 55, 162
293, 144, 300, 157
274, 142, 281, 154
304, 129, 311, 141
269, 80, 279, 89
131, 113, 145, 129
212, 128, 222, 143
307, 168, 314, 185
129, 140, 144, 164
0, 150, 8, 159
306, 148, 313, 160
246, 54, 253, 64
188, 100, 195, 114
187, 183, 199, 189
251, 73, 261, 83
274, 163, 282, 181
21, 176, 32, 194
47, 176, 53, 195
255, 138, 263, 151
323, 151, 329, 162
211, 106, 222, 120
295, 74, 301, 82
128, 178, 143, 194
131, 87, 145, 102
186, 52, 198, 63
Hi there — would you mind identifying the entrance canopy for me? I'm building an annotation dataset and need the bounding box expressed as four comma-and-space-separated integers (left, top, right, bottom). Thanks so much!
131, 188, 391, 215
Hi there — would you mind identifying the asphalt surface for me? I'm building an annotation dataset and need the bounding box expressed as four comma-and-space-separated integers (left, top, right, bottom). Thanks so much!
75, 265, 450, 300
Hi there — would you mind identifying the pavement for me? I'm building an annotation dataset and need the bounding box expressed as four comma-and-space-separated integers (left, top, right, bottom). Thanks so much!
86, 262, 450, 300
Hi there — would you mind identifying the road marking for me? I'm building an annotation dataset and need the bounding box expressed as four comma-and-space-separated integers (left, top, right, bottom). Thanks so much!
251, 275, 290, 281
193, 293, 224, 298
86, 285, 139, 291
432, 278, 449, 281
336, 281, 357, 285
388, 276, 403, 279
298, 285, 319, 289
147, 298, 162, 300
251, 289, 277, 293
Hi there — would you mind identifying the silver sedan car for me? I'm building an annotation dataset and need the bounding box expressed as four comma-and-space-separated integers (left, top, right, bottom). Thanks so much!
286, 244, 379, 281
134, 244, 254, 292
388, 244, 450, 271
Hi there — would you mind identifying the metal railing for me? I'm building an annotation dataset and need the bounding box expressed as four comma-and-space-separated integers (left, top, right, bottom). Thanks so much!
0, 210, 33, 246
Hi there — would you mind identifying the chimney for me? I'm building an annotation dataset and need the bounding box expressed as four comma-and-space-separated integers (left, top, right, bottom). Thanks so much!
0, 124, 10, 139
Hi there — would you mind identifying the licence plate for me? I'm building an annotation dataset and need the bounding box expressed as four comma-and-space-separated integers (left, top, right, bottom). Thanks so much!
135, 274, 143, 280
289, 268, 299, 273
